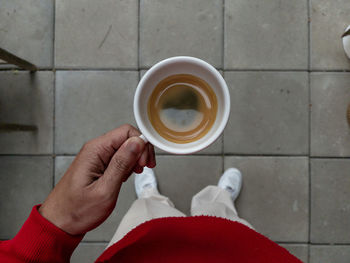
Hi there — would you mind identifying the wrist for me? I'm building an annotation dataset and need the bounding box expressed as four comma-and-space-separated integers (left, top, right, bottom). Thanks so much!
38, 203, 77, 235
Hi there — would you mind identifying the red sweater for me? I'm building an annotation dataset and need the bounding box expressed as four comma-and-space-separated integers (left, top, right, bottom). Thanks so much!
0, 205, 302, 263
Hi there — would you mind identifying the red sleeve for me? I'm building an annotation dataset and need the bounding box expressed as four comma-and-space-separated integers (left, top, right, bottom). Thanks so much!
0, 205, 84, 263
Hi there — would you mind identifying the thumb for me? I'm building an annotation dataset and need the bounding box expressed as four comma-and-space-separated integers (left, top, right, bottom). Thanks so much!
103, 136, 145, 189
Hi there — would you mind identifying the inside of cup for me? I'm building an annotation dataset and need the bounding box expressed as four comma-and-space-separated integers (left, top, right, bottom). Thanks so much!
134, 57, 230, 154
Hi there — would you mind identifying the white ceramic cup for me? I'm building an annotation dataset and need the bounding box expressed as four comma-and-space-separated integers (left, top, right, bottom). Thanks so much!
134, 56, 230, 154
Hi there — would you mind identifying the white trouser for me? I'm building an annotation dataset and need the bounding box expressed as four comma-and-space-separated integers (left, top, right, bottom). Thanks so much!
107, 185, 253, 248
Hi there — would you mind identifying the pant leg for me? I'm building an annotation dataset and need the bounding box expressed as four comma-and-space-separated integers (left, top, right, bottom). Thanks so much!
191, 185, 254, 229
107, 188, 185, 248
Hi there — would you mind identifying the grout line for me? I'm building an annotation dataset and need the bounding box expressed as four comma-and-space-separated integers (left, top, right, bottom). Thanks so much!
307, 0, 311, 71
221, 0, 225, 175
308, 71, 312, 259
137, 0, 141, 70
308, 156, 350, 159
308, 69, 350, 73
53, 0, 56, 70
137, 0, 141, 80
218, 153, 309, 157
49, 154, 75, 157
309, 243, 350, 246
52, 155, 55, 188
277, 241, 310, 245
276, 241, 350, 246
222, 0, 225, 70
224, 69, 308, 72
39, 68, 140, 71
80, 241, 109, 245
222, 153, 225, 173
52, 0, 56, 187
52, 71, 56, 189
155, 154, 310, 158
307, 0, 312, 252
221, 136, 224, 172
0, 67, 54, 71
1, 153, 349, 159
307, 0, 312, 250
225, 69, 350, 73
222, 69, 350, 73
0, 154, 56, 157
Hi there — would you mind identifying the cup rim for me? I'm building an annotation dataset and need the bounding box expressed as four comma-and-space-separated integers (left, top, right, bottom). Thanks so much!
134, 56, 230, 154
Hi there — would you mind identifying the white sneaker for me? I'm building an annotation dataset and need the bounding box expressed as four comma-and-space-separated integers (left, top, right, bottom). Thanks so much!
218, 168, 242, 201
134, 167, 158, 198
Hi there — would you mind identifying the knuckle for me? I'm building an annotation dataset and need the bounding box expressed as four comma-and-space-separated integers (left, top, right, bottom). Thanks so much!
121, 123, 133, 130
81, 142, 91, 151
121, 124, 139, 135
82, 140, 95, 151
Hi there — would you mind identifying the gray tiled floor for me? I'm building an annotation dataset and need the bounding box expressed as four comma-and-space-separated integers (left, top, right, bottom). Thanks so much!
311, 159, 350, 243
310, 0, 350, 70
0, 0, 54, 68
140, 0, 223, 68
279, 244, 309, 263
310, 73, 350, 157
225, 0, 308, 70
55, 71, 138, 154
0, 71, 54, 154
0, 156, 53, 239
155, 156, 223, 215
224, 72, 308, 155
225, 157, 309, 242
71, 243, 106, 263
1, 0, 350, 262
55, 0, 138, 69
310, 245, 350, 263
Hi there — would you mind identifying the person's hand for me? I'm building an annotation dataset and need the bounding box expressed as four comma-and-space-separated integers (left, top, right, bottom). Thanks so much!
39, 124, 156, 235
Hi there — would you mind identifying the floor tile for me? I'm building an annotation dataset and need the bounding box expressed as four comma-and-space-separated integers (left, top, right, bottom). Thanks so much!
310, 245, 350, 263
224, 72, 309, 155
225, 157, 309, 242
55, 71, 138, 154
155, 156, 223, 215
225, 0, 308, 69
279, 244, 308, 263
311, 159, 350, 243
310, 73, 350, 157
55, 0, 138, 69
140, 0, 223, 68
310, 0, 350, 70
55, 156, 136, 242
0, 156, 53, 239
0, 0, 53, 68
71, 243, 106, 263
0, 72, 54, 154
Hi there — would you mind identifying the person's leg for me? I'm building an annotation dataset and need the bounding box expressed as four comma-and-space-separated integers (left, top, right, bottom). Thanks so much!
107, 168, 185, 248
191, 168, 254, 229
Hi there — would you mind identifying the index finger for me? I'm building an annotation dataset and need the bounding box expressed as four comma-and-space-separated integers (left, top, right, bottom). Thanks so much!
90, 124, 142, 164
